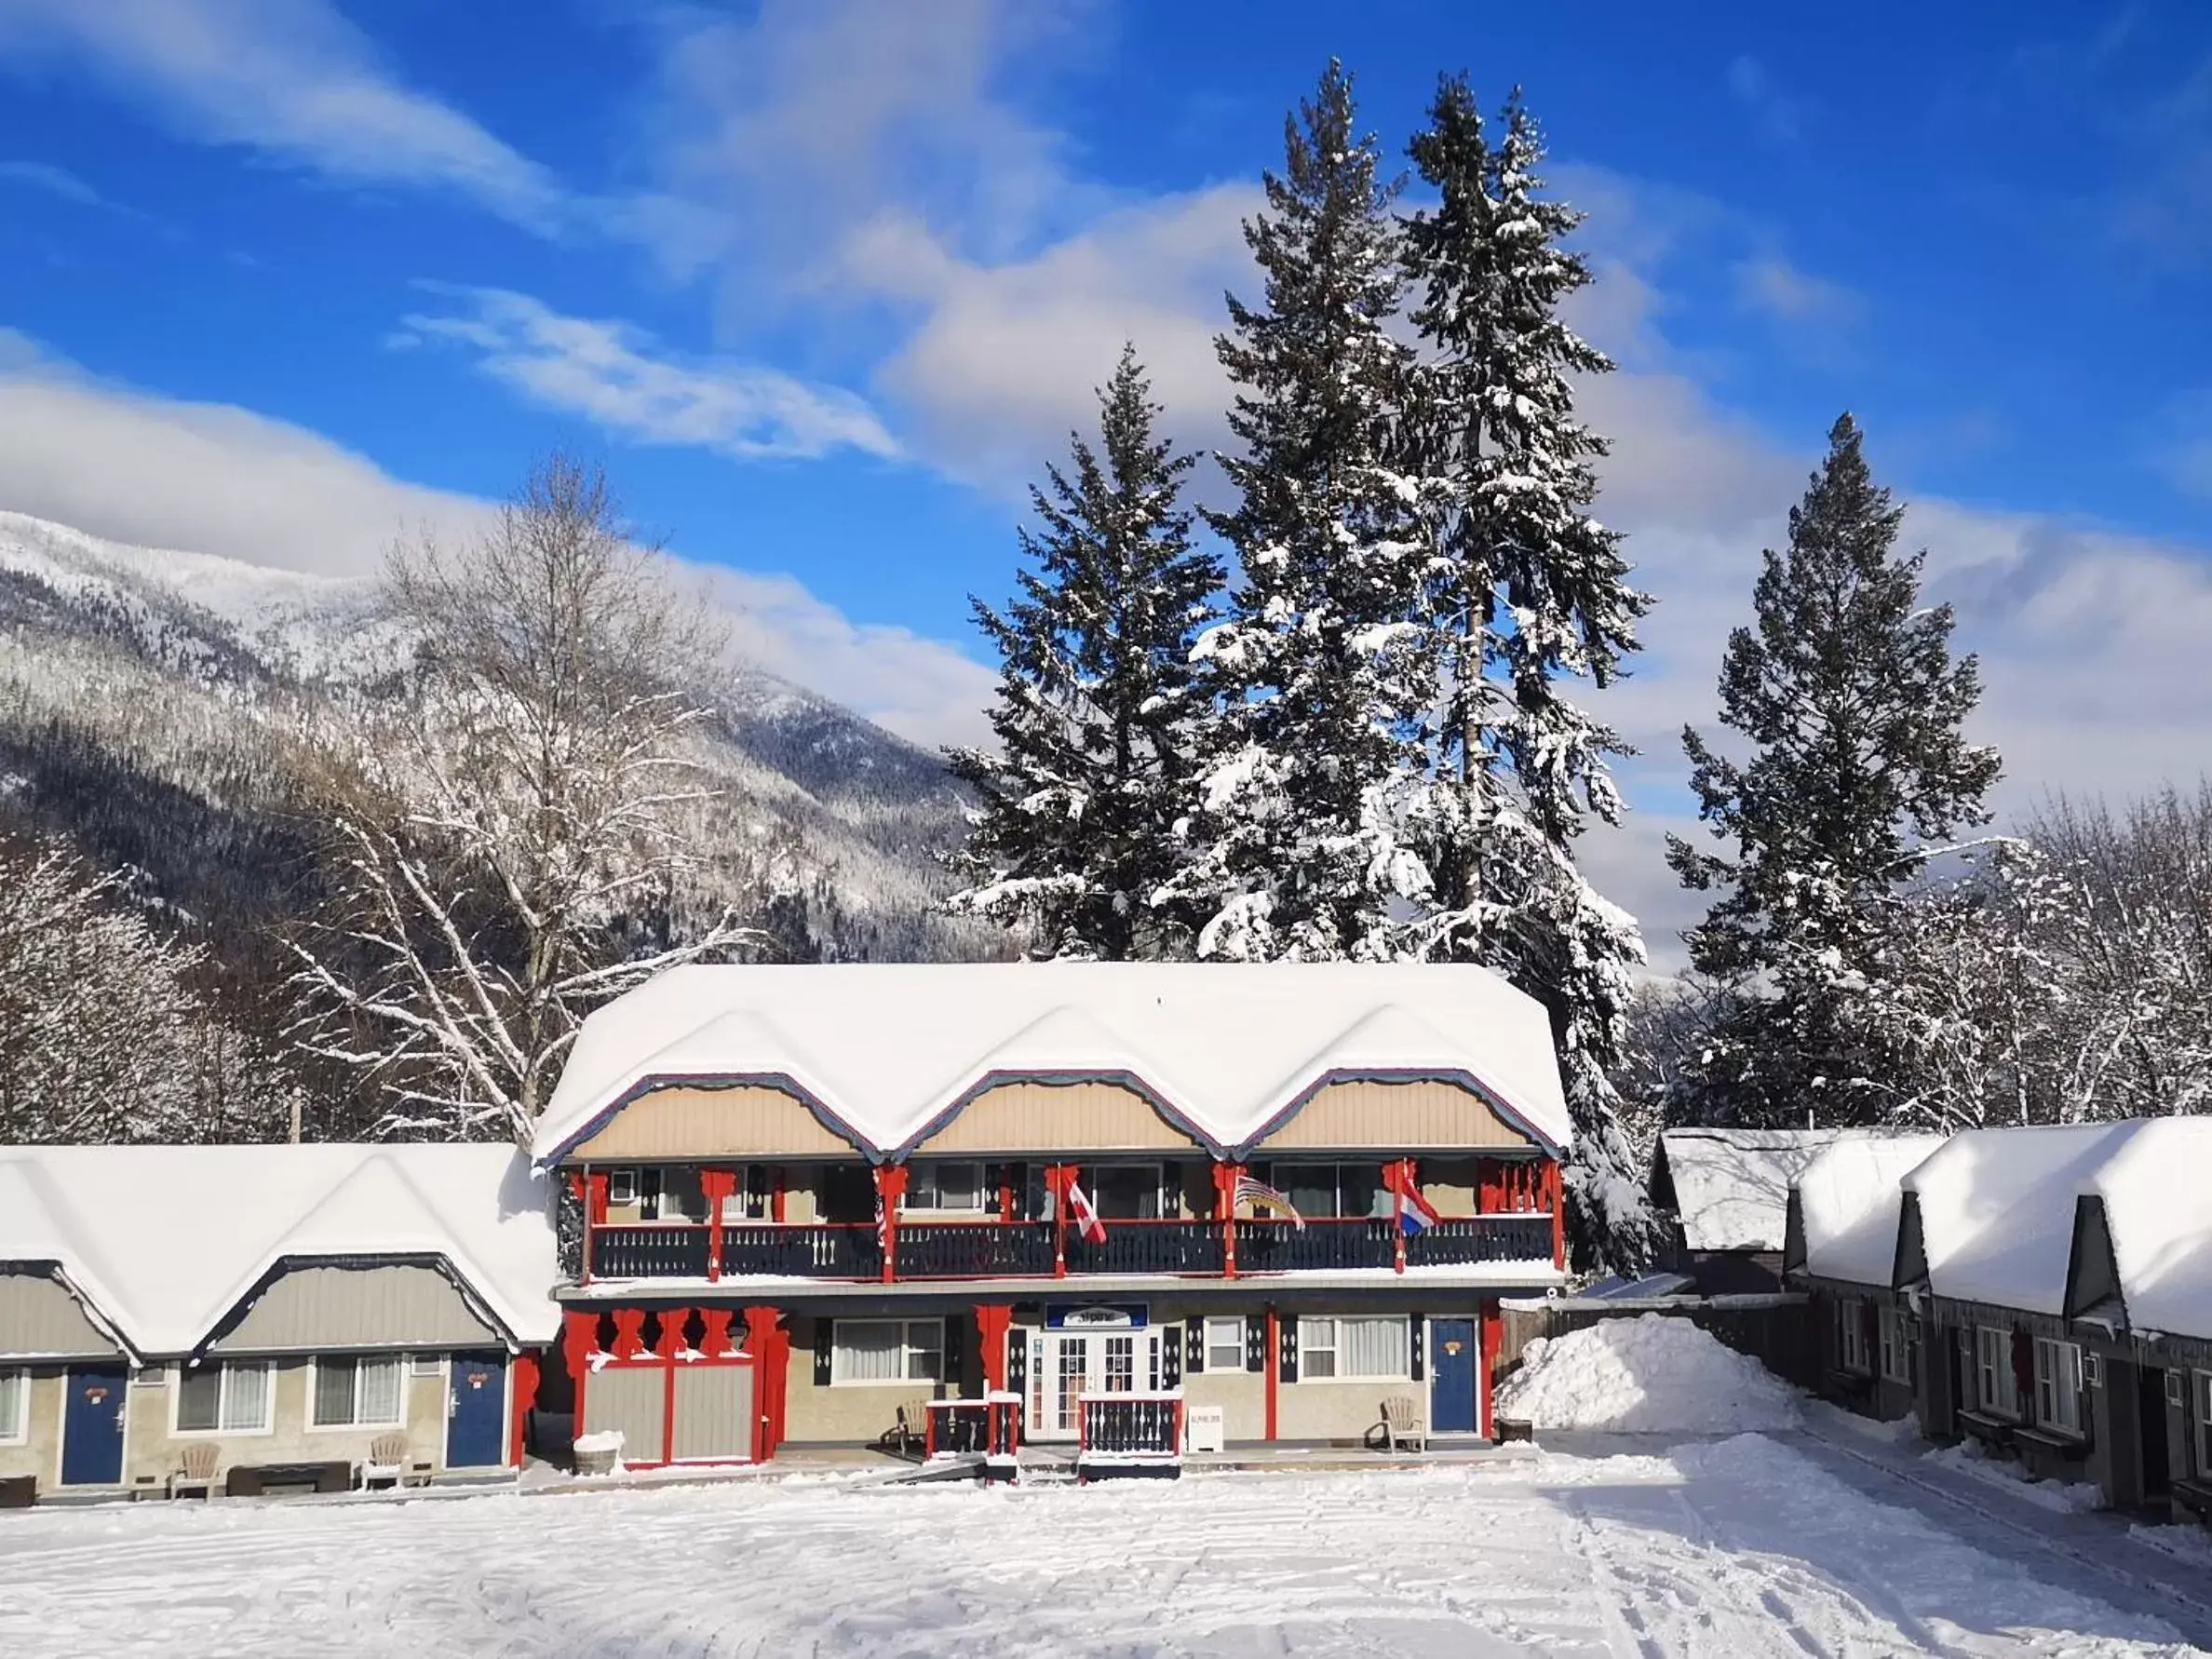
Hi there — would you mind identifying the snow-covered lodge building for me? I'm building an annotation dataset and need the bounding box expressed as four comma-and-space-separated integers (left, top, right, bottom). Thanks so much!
1785, 1120, 2212, 1523
1649, 1127, 1852, 1294
0, 1145, 556, 1500
533, 962, 1573, 1466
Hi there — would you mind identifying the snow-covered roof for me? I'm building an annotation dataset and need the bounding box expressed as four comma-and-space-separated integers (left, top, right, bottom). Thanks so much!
1656, 1128, 1853, 1253
1901, 1123, 2135, 1316
0, 1144, 558, 1356
533, 962, 1572, 1165
1792, 1132, 1946, 1286
2071, 1116, 2212, 1342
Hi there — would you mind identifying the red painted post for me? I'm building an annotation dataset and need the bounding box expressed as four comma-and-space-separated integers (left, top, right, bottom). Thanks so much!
610, 1307, 649, 1360
1213, 1163, 1242, 1278
1392, 1158, 1412, 1275
699, 1307, 736, 1359
974, 1303, 1013, 1392
508, 1352, 541, 1468
771, 1167, 787, 1224
1264, 1306, 1279, 1442
1547, 1164, 1565, 1269
1045, 1165, 1072, 1278
699, 1169, 737, 1282
1478, 1298, 1502, 1438
743, 1306, 786, 1463
872, 1166, 910, 1284
560, 1308, 598, 1447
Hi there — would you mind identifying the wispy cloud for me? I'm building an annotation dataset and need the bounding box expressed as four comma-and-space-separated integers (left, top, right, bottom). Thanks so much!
0, 158, 103, 205
0, 0, 566, 232
395, 286, 900, 464
1726, 55, 1803, 143
1733, 254, 1864, 325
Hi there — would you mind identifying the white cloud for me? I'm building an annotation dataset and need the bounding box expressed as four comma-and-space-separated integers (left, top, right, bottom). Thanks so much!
0, 0, 566, 232
0, 157, 102, 205
398, 286, 900, 464
0, 329, 991, 744
1726, 55, 1803, 144
1733, 254, 1863, 325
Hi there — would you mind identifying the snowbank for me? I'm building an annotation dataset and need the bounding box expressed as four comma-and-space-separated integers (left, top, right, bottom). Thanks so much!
1924, 1442, 2106, 1514
1493, 1314, 1803, 1432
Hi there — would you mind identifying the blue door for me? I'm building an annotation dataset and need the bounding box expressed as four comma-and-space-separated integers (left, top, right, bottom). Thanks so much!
61, 1363, 128, 1486
1430, 1319, 1479, 1435
446, 1352, 509, 1468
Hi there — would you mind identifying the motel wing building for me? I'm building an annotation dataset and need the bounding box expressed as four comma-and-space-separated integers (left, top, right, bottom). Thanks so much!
533, 961, 1574, 1466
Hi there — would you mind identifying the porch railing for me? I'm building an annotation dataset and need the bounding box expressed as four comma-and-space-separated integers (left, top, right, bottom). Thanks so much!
1405, 1215, 1554, 1266
1063, 1219, 1227, 1276
1233, 1217, 1398, 1273
1076, 1391, 1183, 1478
590, 1224, 710, 1279
719, 1222, 883, 1280
896, 1221, 1056, 1279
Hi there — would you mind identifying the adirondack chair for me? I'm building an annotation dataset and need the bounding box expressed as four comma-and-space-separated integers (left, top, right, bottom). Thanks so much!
1380, 1396, 1427, 1453
358, 1432, 409, 1490
169, 1442, 222, 1500
893, 1397, 932, 1457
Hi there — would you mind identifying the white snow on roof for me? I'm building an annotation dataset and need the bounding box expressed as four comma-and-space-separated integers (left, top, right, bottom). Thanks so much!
0, 1144, 557, 1356
2073, 1116, 2212, 1342
1902, 1123, 2135, 1316
1658, 1128, 1851, 1253
1793, 1132, 1946, 1286
533, 962, 1573, 1164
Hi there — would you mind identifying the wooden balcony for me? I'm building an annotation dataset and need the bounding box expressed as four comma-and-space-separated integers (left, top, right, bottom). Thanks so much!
580, 1212, 1555, 1284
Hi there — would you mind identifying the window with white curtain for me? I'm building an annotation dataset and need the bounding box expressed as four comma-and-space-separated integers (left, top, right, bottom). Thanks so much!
0, 1368, 24, 1443
2033, 1339, 2084, 1435
1878, 1306, 1910, 1384
1975, 1327, 2019, 1417
1204, 1316, 1245, 1372
1836, 1299, 1868, 1373
1298, 1315, 1409, 1381
312, 1356, 406, 1428
175, 1361, 273, 1434
831, 1319, 944, 1385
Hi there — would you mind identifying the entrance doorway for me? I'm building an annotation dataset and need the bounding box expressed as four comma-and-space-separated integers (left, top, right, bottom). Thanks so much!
1025, 1307, 1161, 1440
1431, 1318, 1479, 1434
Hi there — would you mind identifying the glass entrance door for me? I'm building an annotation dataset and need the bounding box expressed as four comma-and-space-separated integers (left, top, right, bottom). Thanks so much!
1027, 1329, 1161, 1440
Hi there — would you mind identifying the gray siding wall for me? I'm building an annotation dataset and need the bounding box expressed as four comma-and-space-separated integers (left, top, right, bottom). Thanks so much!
209, 1264, 497, 1354
0, 1271, 117, 1360
671, 1367, 753, 1461
584, 1367, 665, 1463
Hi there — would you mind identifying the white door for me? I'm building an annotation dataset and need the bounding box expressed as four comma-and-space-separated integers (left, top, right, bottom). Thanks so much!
1027, 1329, 1162, 1440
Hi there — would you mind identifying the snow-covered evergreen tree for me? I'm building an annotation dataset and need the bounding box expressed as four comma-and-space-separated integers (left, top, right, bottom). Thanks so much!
1667, 414, 2002, 1126
1393, 78, 1660, 1269
945, 346, 1221, 959
1166, 60, 1435, 963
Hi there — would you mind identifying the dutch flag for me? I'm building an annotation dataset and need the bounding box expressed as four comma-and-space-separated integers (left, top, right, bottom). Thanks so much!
1392, 1167, 1443, 1237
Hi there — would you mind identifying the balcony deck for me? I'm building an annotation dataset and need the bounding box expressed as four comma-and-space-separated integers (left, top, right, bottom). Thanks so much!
582, 1213, 1556, 1286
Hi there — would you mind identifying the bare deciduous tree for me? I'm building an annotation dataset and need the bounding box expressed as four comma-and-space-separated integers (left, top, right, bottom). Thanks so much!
289, 454, 757, 1144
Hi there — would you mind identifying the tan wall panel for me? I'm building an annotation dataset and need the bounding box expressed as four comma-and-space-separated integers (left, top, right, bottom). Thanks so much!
1275, 1376, 1399, 1442
575, 1085, 863, 1161
913, 1081, 1198, 1155
583, 1366, 666, 1462
121, 1361, 465, 1488
210, 1264, 497, 1354
671, 1366, 753, 1462
0, 1273, 117, 1360
1181, 1369, 1267, 1443
0, 1368, 65, 1487
1251, 1079, 1535, 1153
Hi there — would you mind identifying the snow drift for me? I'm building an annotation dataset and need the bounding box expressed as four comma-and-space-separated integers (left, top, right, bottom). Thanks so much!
1494, 1313, 1803, 1432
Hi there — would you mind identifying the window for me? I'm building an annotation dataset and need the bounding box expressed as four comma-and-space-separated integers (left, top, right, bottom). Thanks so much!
1204, 1316, 1245, 1373
720, 1165, 774, 1222
175, 1361, 273, 1435
1837, 1299, 1868, 1374
903, 1162, 987, 1214
1298, 1315, 1409, 1381
2033, 1339, 2084, 1436
1081, 1164, 1167, 1221
410, 1354, 442, 1378
1975, 1327, 2020, 1417
2194, 1372, 2211, 1478
1878, 1306, 1911, 1385
830, 1318, 944, 1385
1275, 1163, 1388, 1221
0, 1368, 24, 1443
313, 1356, 406, 1428
607, 1167, 640, 1208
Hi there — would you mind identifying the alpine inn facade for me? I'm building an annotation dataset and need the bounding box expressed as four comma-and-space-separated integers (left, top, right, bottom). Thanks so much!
533, 962, 1573, 1467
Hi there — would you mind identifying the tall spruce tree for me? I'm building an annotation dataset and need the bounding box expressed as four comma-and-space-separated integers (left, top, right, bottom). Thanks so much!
945, 345, 1221, 959
1667, 413, 2002, 1125
1398, 79, 1660, 1267
1166, 60, 1435, 963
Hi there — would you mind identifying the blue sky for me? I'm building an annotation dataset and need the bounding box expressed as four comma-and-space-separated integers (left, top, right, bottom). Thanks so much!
1, 0, 2207, 951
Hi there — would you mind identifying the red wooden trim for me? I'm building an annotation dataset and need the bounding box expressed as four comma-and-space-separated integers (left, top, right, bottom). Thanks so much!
1548, 1164, 1565, 1268
509, 1352, 541, 1468
975, 1303, 1013, 1392
610, 1307, 648, 1360
700, 1307, 736, 1359
771, 1167, 787, 1225
662, 1353, 678, 1466
1478, 1299, 1501, 1438
872, 1167, 910, 1284
1264, 1306, 1279, 1442
1045, 1164, 1073, 1278
699, 1169, 737, 1282
743, 1306, 785, 1462
1213, 1163, 1242, 1278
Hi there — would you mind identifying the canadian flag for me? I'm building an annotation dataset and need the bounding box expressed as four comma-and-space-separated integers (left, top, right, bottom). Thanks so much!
1065, 1179, 1108, 1245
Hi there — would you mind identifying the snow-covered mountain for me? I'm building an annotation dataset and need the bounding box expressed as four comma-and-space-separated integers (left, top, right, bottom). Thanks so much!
0, 508, 992, 964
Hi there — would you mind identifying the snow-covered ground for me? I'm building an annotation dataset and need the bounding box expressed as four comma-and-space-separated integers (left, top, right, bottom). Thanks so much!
1495, 1312, 1806, 1432
0, 1436, 2202, 1658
